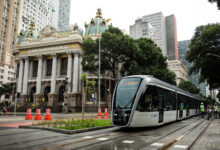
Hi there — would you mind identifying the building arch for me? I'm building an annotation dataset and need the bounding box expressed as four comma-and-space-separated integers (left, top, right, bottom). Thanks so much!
58, 86, 65, 102
30, 87, 36, 102
44, 86, 51, 102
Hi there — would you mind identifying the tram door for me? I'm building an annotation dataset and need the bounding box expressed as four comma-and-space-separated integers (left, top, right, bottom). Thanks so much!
157, 87, 164, 123
159, 110, 164, 123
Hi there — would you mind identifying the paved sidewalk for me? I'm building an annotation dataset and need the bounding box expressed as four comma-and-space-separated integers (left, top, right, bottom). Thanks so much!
192, 119, 220, 150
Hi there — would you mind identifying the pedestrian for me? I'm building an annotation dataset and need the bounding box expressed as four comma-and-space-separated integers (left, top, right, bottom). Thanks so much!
207, 105, 213, 120
214, 103, 219, 119
200, 102, 205, 118
1, 106, 7, 116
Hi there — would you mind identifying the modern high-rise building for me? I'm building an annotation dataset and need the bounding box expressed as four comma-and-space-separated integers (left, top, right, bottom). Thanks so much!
50, 0, 71, 31
17, 0, 54, 33
0, 0, 19, 65
142, 12, 167, 56
130, 12, 178, 60
129, 18, 156, 42
0, 0, 18, 101
166, 15, 178, 60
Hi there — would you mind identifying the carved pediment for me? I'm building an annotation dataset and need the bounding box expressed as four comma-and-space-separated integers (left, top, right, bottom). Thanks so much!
39, 25, 58, 38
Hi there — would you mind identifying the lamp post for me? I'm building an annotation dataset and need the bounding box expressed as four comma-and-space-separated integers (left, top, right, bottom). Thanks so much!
98, 34, 101, 111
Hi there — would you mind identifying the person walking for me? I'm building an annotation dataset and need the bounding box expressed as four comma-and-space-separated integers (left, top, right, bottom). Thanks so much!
214, 103, 219, 119
200, 102, 205, 118
207, 105, 213, 120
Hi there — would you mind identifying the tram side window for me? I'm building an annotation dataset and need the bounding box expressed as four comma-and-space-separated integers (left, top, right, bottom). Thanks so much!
163, 89, 176, 110
178, 94, 185, 110
156, 87, 165, 110
136, 85, 155, 112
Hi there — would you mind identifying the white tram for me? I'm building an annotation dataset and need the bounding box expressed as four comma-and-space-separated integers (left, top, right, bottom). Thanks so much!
112, 75, 204, 127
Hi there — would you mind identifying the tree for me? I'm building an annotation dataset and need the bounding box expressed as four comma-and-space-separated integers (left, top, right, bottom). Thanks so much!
186, 23, 220, 89
81, 73, 96, 120
121, 38, 176, 85
82, 26, 138, 81
208, 0, 220, 10
0, 83, 12, 96
82, 27, 176, 85
178, 80, 200, 94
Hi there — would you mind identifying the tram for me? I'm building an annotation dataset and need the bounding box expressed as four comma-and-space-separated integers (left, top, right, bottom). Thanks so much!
112, 75, 204, 127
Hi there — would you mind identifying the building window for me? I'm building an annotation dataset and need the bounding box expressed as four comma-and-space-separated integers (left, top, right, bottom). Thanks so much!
16, 63, 20, 78
46, 59, 52, 76
60, 58, 67, 75
32, 61, 38, 77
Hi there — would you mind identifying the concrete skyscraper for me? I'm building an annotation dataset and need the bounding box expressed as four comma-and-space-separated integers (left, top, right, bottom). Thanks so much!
0, 0, 19, 101
166, 15, 178, 60
51, 0, 71, 31
129, 18, 156, 42
130, 12, 178, 60
17, 0, 54, 33
142, 12, 167, 56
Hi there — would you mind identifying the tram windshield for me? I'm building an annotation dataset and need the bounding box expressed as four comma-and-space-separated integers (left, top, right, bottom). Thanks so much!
114, 78, 142, 109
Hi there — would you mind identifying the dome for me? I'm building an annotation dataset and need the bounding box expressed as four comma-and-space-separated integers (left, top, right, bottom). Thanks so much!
85, 8, 111, 38
17, 21, 38, 44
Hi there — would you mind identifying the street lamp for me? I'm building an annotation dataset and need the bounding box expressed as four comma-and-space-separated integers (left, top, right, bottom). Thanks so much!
98, 34, 101, 111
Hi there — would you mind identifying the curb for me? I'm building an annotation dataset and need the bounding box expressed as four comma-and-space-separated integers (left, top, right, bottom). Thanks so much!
19, 125, 114, 134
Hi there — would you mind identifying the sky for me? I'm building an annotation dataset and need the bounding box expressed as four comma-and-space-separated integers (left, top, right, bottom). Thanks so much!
69, 0, 219, 41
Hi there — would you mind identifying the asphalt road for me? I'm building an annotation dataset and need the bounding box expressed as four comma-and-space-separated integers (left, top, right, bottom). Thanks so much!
1, 116, 217, 150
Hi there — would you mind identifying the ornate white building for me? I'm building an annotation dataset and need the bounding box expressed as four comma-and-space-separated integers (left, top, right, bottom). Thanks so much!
13, 22, 83, 112
167, 60, 188, 85
13, 9, 113, 112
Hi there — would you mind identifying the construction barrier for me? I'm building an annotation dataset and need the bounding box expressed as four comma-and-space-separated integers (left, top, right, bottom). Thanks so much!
98, 108, 102, 116
44, 108, 52, 120
25, 108, 33, 120
34, 108, 42, 120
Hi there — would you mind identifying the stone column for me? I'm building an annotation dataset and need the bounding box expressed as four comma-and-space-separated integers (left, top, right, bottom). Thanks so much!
36, 56, 43, 94
50, 54, 57, 94
72, 53, 79, 93
22, 57, 29, 95
78, 55, 82, 92
17, 59, 24, 93
29, 60, 33, 77
34, 56, 44, 103
67, 53, 72, 92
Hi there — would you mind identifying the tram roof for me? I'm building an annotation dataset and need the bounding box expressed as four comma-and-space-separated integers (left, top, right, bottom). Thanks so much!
122, 75, 203, 100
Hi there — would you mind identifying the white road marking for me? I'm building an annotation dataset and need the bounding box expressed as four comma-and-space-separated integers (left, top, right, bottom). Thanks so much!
174, 145, 188, 149
97, 137, 109, 141
122, 140, 135, 144
151, 143, 164, 146
82, 136, 93, 139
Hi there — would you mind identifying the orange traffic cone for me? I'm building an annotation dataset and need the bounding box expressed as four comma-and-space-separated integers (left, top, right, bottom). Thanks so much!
44, 108, 52, 120
34, 108, 42, 120
104, 108, 108, 116
98, 108, 102, 116
25, 108, 33, 120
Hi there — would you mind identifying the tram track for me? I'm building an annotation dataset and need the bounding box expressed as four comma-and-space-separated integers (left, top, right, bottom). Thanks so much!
187, 119, 213, 150
134, 118, 202, 150
40, 117, 201, 150
156, 120, 204, 150
137, 118, 212, 150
